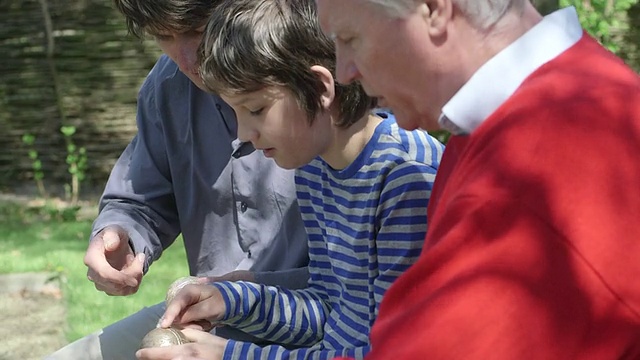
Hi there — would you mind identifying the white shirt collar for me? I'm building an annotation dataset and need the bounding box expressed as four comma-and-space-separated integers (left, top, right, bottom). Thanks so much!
438, 6, 584, 135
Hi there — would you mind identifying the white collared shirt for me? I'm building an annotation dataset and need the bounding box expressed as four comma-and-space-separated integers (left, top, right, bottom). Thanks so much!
438, 6, 584, 135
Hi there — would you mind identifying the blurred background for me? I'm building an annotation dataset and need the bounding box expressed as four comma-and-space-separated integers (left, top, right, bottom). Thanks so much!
1, 0, 160, 199
0, 0, 638, 199
0, 0, 638, 359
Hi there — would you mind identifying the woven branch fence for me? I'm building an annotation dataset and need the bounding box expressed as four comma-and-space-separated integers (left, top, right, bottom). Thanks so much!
0, 0, 160, 195
0, 0, 638, 197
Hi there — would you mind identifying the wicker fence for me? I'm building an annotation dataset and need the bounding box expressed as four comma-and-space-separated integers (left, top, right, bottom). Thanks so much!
0, 0, 160, 195
1, 0, 638, 197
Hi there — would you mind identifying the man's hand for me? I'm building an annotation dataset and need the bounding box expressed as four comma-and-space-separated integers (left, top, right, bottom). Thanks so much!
135, 329, 227, 360
84, 225, 145, 296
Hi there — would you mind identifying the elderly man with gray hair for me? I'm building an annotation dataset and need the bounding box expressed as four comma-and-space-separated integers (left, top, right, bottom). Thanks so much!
317, 0, 640, 359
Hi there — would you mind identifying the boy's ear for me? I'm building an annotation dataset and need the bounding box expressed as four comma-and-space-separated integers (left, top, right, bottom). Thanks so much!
310, 65, 335, 109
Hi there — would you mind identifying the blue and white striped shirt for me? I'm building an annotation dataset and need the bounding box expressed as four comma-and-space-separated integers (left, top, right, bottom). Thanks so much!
214, 115, 444, 359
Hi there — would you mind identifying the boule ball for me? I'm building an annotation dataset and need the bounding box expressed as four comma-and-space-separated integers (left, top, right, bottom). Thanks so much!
140, 327, 189, 349
165, 276, 200, 305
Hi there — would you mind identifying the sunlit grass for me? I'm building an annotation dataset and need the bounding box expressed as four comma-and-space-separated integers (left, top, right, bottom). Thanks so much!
0, 201, 189, 342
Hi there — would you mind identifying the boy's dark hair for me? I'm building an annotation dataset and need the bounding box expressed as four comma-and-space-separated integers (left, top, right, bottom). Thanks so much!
198, 0, 377, 128
113, 0, 216, 38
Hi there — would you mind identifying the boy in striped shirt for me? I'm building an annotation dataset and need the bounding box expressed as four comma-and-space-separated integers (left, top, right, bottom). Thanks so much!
136, 0, 444, 359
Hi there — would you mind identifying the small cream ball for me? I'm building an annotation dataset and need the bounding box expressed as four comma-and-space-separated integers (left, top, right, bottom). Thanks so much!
165, 276, 200, 305
140, 327, 189, 349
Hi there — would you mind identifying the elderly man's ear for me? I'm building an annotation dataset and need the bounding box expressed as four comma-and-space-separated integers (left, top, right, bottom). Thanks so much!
419, 0, 452, 37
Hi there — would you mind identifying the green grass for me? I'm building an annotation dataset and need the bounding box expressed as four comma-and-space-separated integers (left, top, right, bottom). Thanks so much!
0, 201, 189, 342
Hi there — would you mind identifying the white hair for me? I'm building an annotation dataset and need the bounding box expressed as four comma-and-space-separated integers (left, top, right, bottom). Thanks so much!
366, 0, 417, 17
367, 0, 528, 29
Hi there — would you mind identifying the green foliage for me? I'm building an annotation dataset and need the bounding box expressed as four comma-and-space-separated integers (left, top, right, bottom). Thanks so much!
0, 198, 80, 223
21, 133, 47, 198
561, 0, 639, 54
21, 126, 90, 206
60, 125, 88, 204
45, 203, 82, 222
431, 130, 451, 145
0, 202, 189, 342
534, 0, 560, 15
623, 1, 640, 71
60, 125, 76, 137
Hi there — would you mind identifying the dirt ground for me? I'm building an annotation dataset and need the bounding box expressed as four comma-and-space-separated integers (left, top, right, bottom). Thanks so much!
0, 275, 67, 360
0, 194, 95, 359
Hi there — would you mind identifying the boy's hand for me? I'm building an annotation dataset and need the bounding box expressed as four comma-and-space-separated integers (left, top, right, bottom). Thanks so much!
136, 328, 227, 360
160, 284, 226, 330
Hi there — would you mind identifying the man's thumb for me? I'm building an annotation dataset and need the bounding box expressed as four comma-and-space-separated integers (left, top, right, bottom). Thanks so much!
103, 230, 121, 251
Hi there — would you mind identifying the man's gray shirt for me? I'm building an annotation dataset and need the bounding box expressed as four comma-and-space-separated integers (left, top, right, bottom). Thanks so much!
92, 55, 309, 289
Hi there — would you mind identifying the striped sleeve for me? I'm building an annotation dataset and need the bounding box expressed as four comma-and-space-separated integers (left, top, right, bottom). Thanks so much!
213, 281, 331, 347
372, 160, 437, 310
222, 339, 369, 360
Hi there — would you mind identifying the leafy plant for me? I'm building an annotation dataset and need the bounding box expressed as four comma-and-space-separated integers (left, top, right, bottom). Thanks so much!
561, 0, 638, 54
60, 125, 88, 205
431, 130, 451, 145
43, 202, 82, 222
21, 133, 48, 198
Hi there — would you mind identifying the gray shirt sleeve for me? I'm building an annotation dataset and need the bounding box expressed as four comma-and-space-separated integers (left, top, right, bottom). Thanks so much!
92, 65, 181, 273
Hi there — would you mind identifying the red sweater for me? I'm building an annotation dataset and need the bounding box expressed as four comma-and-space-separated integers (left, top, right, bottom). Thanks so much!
339, 35, 640, 359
